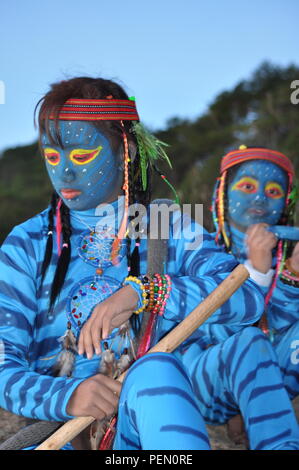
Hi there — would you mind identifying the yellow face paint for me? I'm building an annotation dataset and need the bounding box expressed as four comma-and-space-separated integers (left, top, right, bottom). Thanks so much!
231, 176, 258, 194
265, 181, 285, 199
69, 145, 103, 165
44, 148, 60, 166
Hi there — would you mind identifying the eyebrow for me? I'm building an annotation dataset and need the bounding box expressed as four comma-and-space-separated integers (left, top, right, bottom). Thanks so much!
235, 175, 258, 180
41, 143, 101, 150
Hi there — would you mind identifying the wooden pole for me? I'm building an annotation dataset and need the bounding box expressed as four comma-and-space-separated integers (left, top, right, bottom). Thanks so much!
36, 264, 249, 450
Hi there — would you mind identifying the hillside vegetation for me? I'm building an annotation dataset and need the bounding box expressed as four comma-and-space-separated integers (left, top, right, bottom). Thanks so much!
1, 62, 298, 243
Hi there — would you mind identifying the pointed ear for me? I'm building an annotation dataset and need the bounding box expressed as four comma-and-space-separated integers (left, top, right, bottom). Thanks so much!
128, 141, 137, 162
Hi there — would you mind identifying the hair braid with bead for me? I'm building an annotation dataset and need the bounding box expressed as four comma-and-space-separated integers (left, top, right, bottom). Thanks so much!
48, 200, 72, 313
215, 171, 231, 251
41, 192, 59, 283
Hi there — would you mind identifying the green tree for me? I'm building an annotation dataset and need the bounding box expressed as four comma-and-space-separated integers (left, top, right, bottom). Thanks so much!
1, 61, 298, 242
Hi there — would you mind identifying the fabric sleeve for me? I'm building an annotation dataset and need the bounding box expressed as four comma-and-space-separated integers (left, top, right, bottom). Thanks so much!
244, 259, 275, 287
163, 215, 265, 326
267, 279, 299, 330
0, 225, 84, 421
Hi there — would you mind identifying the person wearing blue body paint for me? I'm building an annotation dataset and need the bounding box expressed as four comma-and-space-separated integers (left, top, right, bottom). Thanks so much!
0, 77, 214, 450
0, 78, 297, 451
210, 146, 299, 444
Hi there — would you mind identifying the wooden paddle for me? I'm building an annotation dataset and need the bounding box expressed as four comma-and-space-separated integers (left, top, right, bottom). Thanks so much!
36, 264, 249, 450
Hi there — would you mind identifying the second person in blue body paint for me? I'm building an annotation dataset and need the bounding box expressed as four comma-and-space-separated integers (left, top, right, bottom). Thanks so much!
210, 145, 299, 444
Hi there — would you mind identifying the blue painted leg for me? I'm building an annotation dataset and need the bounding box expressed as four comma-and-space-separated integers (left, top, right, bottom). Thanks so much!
181, 327, 299, 450
113, 352, 211, 450
274, 320, 299, 400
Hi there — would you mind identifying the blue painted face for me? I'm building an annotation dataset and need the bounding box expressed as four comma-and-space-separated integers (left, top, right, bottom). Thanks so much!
42, 121, 122, 211
227, 160, 288, 229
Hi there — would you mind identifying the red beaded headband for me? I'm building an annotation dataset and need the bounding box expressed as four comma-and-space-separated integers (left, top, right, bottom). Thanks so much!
220, 147, 294, 175
48, 98, 139, 121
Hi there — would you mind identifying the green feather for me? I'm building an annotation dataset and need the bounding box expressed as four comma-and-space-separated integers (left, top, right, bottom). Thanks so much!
140, 153, 148, 191
132, 122, 172, 190
287, 179, 299, 222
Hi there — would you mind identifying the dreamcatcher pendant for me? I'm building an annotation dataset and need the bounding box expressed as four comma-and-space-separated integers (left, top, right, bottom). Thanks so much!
78, 226, 126, 275
54, 222, 133, 448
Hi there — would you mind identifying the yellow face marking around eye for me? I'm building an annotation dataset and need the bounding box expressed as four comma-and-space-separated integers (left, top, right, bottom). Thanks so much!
231, 177, 258, 194
44, 148, 60, 166
69, 145, 103, 165
265, 182, 285, 199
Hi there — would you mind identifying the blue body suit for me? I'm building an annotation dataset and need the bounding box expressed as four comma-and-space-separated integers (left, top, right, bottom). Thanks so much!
169, 223, 299, 449
0, 201, 298, 449
221, 226, 299, 401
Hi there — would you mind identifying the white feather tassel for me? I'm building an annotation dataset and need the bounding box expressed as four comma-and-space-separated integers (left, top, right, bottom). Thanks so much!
98, 341, 116, 378
52, 329, 77, 377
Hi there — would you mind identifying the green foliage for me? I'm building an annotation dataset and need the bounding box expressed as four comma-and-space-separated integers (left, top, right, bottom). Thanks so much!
0, 144, 52, 243
155, 61, 299, 230
1, 61, 299, 242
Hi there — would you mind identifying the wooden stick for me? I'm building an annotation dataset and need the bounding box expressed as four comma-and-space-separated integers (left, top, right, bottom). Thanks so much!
36, 264, 249, 450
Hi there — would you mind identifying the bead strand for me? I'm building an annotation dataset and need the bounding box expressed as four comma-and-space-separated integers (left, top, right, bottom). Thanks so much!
123, 275, 148, 314
124, 274, 172, 315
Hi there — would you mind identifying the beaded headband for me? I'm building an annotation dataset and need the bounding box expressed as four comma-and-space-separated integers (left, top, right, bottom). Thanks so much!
220, 147, 294, 176
48, 98, 140, 121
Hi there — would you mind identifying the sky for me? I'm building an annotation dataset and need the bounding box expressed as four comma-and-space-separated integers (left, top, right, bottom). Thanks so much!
0, 0, 298, 152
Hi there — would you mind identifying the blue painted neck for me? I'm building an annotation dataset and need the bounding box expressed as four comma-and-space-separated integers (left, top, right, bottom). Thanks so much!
229, 225, 247, 261
70, 196, 125, 232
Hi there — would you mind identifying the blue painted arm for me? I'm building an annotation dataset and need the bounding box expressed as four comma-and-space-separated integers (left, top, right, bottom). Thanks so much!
268, 226, 299, 241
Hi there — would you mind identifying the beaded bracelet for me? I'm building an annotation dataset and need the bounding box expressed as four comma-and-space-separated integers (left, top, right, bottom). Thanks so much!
157, 274, 171, 316
280, 269, 299, 288
284, 258, 299, 277
123, 276, 148, 314
127, 274, 172, 315
151, 274, 164, 315
144, 276, 155, 311
151, 274, 172, 316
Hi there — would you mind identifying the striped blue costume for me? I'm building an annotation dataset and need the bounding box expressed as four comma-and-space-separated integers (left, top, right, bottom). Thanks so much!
0, 202, 297, 449
222, 226, 299, 401
160, 230, 299, 450
0, 202, 211, 450
191, 148, 299, 449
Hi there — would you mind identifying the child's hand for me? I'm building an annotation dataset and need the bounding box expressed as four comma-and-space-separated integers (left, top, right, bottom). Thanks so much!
78, 285, 138, 359
246, 223, 277, 273
289, 242, 299, 272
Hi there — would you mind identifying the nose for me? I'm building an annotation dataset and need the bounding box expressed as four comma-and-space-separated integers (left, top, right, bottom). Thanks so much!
61, 166, 76, 184
253, 188, 267, 206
